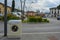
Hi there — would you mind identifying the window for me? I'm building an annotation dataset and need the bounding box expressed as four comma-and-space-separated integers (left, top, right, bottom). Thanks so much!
55, 9, 56, 13
52, 10, 53, 14
58, 9, 59, 14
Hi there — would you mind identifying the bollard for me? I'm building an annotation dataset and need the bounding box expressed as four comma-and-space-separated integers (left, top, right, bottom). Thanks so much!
7, 20, 22, 38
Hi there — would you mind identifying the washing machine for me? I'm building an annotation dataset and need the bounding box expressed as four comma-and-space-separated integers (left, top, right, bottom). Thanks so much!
7, 20, 22, 38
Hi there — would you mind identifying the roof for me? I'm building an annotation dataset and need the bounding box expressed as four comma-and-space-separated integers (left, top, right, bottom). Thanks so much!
50, 7, 57, 9
0, 3, 12, 9
26, 11, 37, 13
50, 5, 60, 10
0, 2, 4, 6
0, 3, 4, 5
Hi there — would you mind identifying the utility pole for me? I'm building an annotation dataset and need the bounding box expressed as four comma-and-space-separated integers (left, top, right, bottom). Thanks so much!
4, 0, 7, 36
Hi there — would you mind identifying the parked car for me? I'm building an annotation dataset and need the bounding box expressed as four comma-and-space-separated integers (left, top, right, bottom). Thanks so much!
42, 16, 47, 19
57, 16, 60, 20
11, 12, 22, 18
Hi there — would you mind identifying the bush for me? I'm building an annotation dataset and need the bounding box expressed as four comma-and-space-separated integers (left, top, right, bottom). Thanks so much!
43, 19, 47, 22
42, 19, 49, 23
22, 16, 49, 23
22, 20, 29, 23
7, 14, 20, 20
0, 13, 20, 21
46, 20, 49, 23
36, 16, 42, 22
28, 17, 35, 22
0, 16, 3, 21
28, 16, 42, 23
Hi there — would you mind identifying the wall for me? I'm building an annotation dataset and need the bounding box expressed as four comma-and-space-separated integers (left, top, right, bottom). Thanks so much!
50, 9, 60, 17
0, 4, 12, 15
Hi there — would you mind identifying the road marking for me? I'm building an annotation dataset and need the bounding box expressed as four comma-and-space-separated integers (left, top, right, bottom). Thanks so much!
22, 32, 60, 34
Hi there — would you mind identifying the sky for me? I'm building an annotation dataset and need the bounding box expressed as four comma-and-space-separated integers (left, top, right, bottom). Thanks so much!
0, 0, 60, 13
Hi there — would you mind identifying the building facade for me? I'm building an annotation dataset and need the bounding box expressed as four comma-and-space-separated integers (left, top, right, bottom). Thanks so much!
36, 12, 45, 17
0, 3, 21, 15
50, 7, 60, 17
26, 11, 37, 16
0, 3, 12, 15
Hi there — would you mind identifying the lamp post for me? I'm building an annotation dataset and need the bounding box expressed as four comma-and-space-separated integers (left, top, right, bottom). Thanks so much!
4, 0, 7, 36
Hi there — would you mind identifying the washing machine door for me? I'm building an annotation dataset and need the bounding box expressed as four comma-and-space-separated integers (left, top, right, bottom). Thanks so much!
12, 25, 18, 32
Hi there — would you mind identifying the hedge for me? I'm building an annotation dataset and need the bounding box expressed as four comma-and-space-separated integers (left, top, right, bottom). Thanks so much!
28, 16, 42, 22
23, 16, 49, 23
0, 13, 20, 21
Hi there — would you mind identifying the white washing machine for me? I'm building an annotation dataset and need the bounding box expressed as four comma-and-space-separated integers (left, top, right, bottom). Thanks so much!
7, 20, 22, 38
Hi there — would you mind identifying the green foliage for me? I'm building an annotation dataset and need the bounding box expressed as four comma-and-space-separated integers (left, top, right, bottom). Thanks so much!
22, 20, 28, 23
7, 14, 20, 20
46, 20, 49, 23
0, 16, 3, 21
0, 13, 20, 21
42, 19, 49, 23
57, 5, 60, 9
23, 16, 50, 23
36, 16, 42, 22
28, 16, 42, 23
23, 16, 49, 23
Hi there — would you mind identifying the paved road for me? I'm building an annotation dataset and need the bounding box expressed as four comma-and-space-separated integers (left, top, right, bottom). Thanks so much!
0, 18, 60, 40
22, 18, 60, 40
22, 18, 60, 33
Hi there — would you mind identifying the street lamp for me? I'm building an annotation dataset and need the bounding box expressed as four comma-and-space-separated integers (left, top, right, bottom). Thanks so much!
4, 0, 7, 36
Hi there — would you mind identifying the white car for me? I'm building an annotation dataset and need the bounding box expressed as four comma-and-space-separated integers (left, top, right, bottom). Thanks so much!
11, 12, 22, 18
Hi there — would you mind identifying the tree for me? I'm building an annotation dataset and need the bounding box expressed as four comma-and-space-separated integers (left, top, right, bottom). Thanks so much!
57, 5, 60, 9
11, 0, 15, 12
20, 0, 26, 14
20, 0, 26, 21
23, 0, 26, 15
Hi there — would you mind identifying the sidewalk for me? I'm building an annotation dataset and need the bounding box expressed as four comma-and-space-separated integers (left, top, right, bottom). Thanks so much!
0, 33, 20, 40
0, 37, 20, 40
0, 36, 20, 40
22, 33, 60, 40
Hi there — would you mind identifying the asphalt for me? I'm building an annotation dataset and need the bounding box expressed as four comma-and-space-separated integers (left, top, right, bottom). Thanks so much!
22, 18, 60, 33
0, 18, 60, 40
22, 18, 60, 40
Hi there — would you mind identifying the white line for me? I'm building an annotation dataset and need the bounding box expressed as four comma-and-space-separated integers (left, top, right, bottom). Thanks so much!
22, 32, 60, 34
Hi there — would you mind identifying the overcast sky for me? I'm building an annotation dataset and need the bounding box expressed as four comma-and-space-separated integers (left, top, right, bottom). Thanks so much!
0, 0, 60, 13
